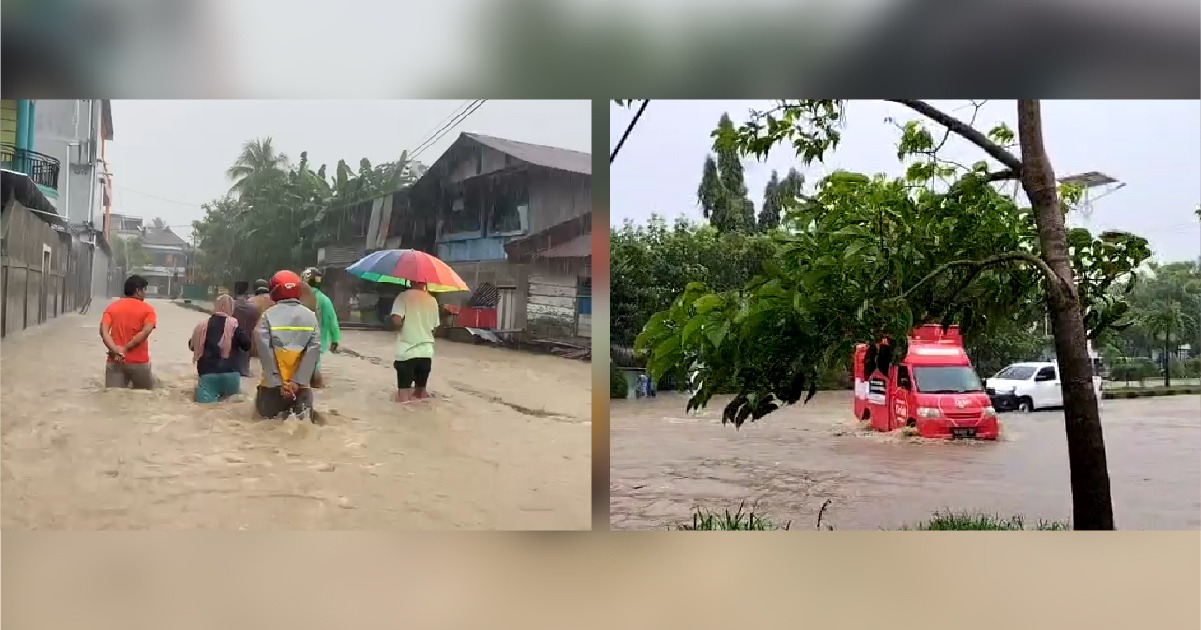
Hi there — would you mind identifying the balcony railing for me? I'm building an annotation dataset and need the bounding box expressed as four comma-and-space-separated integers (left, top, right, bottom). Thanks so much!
0, 144, 61, 190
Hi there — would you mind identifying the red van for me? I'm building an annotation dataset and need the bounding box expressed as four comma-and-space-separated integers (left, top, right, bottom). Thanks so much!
852, 324, 999, 440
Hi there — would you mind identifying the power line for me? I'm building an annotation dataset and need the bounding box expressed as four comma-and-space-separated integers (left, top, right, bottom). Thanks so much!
113, 184, 206, 207
112, 101, 483, 214
410, 100, 487, 161
409, 100, 480, 159
407, 100, 473, 158
610, 100, 649, 164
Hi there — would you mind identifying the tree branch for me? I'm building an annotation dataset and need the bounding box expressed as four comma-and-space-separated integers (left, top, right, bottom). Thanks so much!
981, 169, 1018, 182
901, 251, 1069, 303
888, 100, 1024, 173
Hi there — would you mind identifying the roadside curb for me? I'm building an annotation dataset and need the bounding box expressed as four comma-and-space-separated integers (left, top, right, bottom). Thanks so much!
1102, 386, 1201, 399
174, 300, 212, 314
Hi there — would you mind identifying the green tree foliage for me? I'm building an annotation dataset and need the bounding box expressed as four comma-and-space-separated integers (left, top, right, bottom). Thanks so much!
191, 138, 424, 286
759, 171, 782, 231
696, 114, 755, 233
759, 167, 806, 233
1129, 261, 1201, 386
610, 215, 777, 349
611, 212, 1050, 384
112, 235, 149, 270
634, 99, 1152, 530
610, 362, 629, 399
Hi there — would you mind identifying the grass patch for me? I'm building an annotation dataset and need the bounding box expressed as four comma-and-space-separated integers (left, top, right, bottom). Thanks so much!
1104, 385, 1201, 399
899, 510, 1068, 530
677, 502, 791, 530
678, 505, 1068, 530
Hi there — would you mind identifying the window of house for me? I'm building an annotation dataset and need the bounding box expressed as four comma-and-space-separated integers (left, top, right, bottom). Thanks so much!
443, 190, 482, 234
488, 183, 529, 235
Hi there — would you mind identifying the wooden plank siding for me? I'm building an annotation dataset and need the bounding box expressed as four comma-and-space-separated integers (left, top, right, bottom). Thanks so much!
526, 271, 580, 339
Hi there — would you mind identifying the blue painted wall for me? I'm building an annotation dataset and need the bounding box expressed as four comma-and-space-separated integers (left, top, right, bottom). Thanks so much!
437, 236, 513, 262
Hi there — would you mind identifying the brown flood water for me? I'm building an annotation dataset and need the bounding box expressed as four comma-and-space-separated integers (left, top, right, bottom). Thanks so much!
1, 301, 590, 530
611, 391, 1201, 530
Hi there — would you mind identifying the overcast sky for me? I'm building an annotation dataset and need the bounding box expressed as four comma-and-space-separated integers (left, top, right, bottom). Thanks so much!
610, 100, 1201, 263
107, 100, 592, 240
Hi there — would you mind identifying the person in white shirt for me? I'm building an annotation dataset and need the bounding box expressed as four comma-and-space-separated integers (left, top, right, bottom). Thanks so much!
390, 282, 441, 402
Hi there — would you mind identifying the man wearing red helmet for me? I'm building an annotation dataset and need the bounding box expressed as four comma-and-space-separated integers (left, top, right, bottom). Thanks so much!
252, 270, 322, 420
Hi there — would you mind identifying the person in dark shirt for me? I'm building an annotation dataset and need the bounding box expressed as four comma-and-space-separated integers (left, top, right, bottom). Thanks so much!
189, 294, 252, 403
230, 280, 258, 377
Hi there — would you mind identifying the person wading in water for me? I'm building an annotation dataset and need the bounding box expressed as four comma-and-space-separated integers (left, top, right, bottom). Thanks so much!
301, 267, 341, 389
253, 270, 321, 421
100, 275, 158, 389
189, 293, 252, 402
390, 281, 441, 403
248, 278, 274, 363
231, 281, 258, 377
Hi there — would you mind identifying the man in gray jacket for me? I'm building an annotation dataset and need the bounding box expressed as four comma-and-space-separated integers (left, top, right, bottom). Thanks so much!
254, 270, 321, 421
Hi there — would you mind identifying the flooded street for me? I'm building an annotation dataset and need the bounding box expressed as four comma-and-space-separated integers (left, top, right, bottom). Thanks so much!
611, 392, 1201, 530
1, 301, 590, 530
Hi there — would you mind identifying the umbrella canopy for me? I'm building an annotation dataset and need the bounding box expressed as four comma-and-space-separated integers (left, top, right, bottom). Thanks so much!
346, 249, 469, 293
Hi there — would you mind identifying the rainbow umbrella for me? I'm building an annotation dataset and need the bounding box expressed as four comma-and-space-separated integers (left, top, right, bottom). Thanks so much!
346, 249, 469, 293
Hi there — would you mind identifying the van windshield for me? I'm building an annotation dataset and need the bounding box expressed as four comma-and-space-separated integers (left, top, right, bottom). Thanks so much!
912, 366, 984, 394
994, 365, 1037, 380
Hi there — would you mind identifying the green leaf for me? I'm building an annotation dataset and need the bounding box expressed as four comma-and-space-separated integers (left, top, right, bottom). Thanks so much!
706, 320, 731, 348
694, 294, 725, 314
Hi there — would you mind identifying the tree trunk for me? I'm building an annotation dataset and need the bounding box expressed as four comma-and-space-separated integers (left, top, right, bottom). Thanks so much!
1016, 100, 1116, 530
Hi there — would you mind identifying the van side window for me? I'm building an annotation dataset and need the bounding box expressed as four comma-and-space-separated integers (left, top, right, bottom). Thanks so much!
1037, 366, 1056, 380
897, 366, 912, 389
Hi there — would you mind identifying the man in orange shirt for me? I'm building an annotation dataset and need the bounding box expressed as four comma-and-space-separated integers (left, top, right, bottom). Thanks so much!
100, 275, 159, 389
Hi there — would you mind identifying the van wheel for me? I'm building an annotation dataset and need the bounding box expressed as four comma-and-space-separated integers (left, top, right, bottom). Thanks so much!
905, 418, 916, 428
860, 410, 871, 422
1017, 397, 1034, 413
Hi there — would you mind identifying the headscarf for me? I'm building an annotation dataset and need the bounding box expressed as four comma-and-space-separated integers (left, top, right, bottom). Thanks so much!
191, 293, 239, 363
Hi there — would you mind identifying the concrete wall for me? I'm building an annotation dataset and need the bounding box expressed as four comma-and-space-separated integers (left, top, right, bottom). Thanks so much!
31, 99, 111, 298
31, 100, 102, 225
90, 244, 110, 299
1, 200, 92, 337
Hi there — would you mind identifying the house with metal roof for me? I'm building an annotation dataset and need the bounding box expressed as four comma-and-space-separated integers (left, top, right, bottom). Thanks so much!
410, 131, 592, 341
316, 131, 593, 343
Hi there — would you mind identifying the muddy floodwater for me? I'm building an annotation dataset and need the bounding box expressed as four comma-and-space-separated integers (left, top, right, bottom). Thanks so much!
2, 301, 590, 530
611, 391, 1201, 530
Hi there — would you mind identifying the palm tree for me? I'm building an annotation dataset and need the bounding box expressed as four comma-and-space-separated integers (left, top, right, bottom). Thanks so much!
226, 137, 289, 195
1139, 301, 1196, 386
1134, 261, 1201, 386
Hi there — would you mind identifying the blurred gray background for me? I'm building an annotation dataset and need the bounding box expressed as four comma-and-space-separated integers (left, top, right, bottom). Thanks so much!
3, 0, 1198, 97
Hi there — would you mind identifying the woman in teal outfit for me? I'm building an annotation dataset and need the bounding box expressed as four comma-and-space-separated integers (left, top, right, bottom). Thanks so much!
189, 294, 252, 403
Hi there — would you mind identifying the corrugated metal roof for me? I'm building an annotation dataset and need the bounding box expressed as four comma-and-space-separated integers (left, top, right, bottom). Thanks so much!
142, 226, 187, 247
463, 133, 591, 175
533, 233, 591, 259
